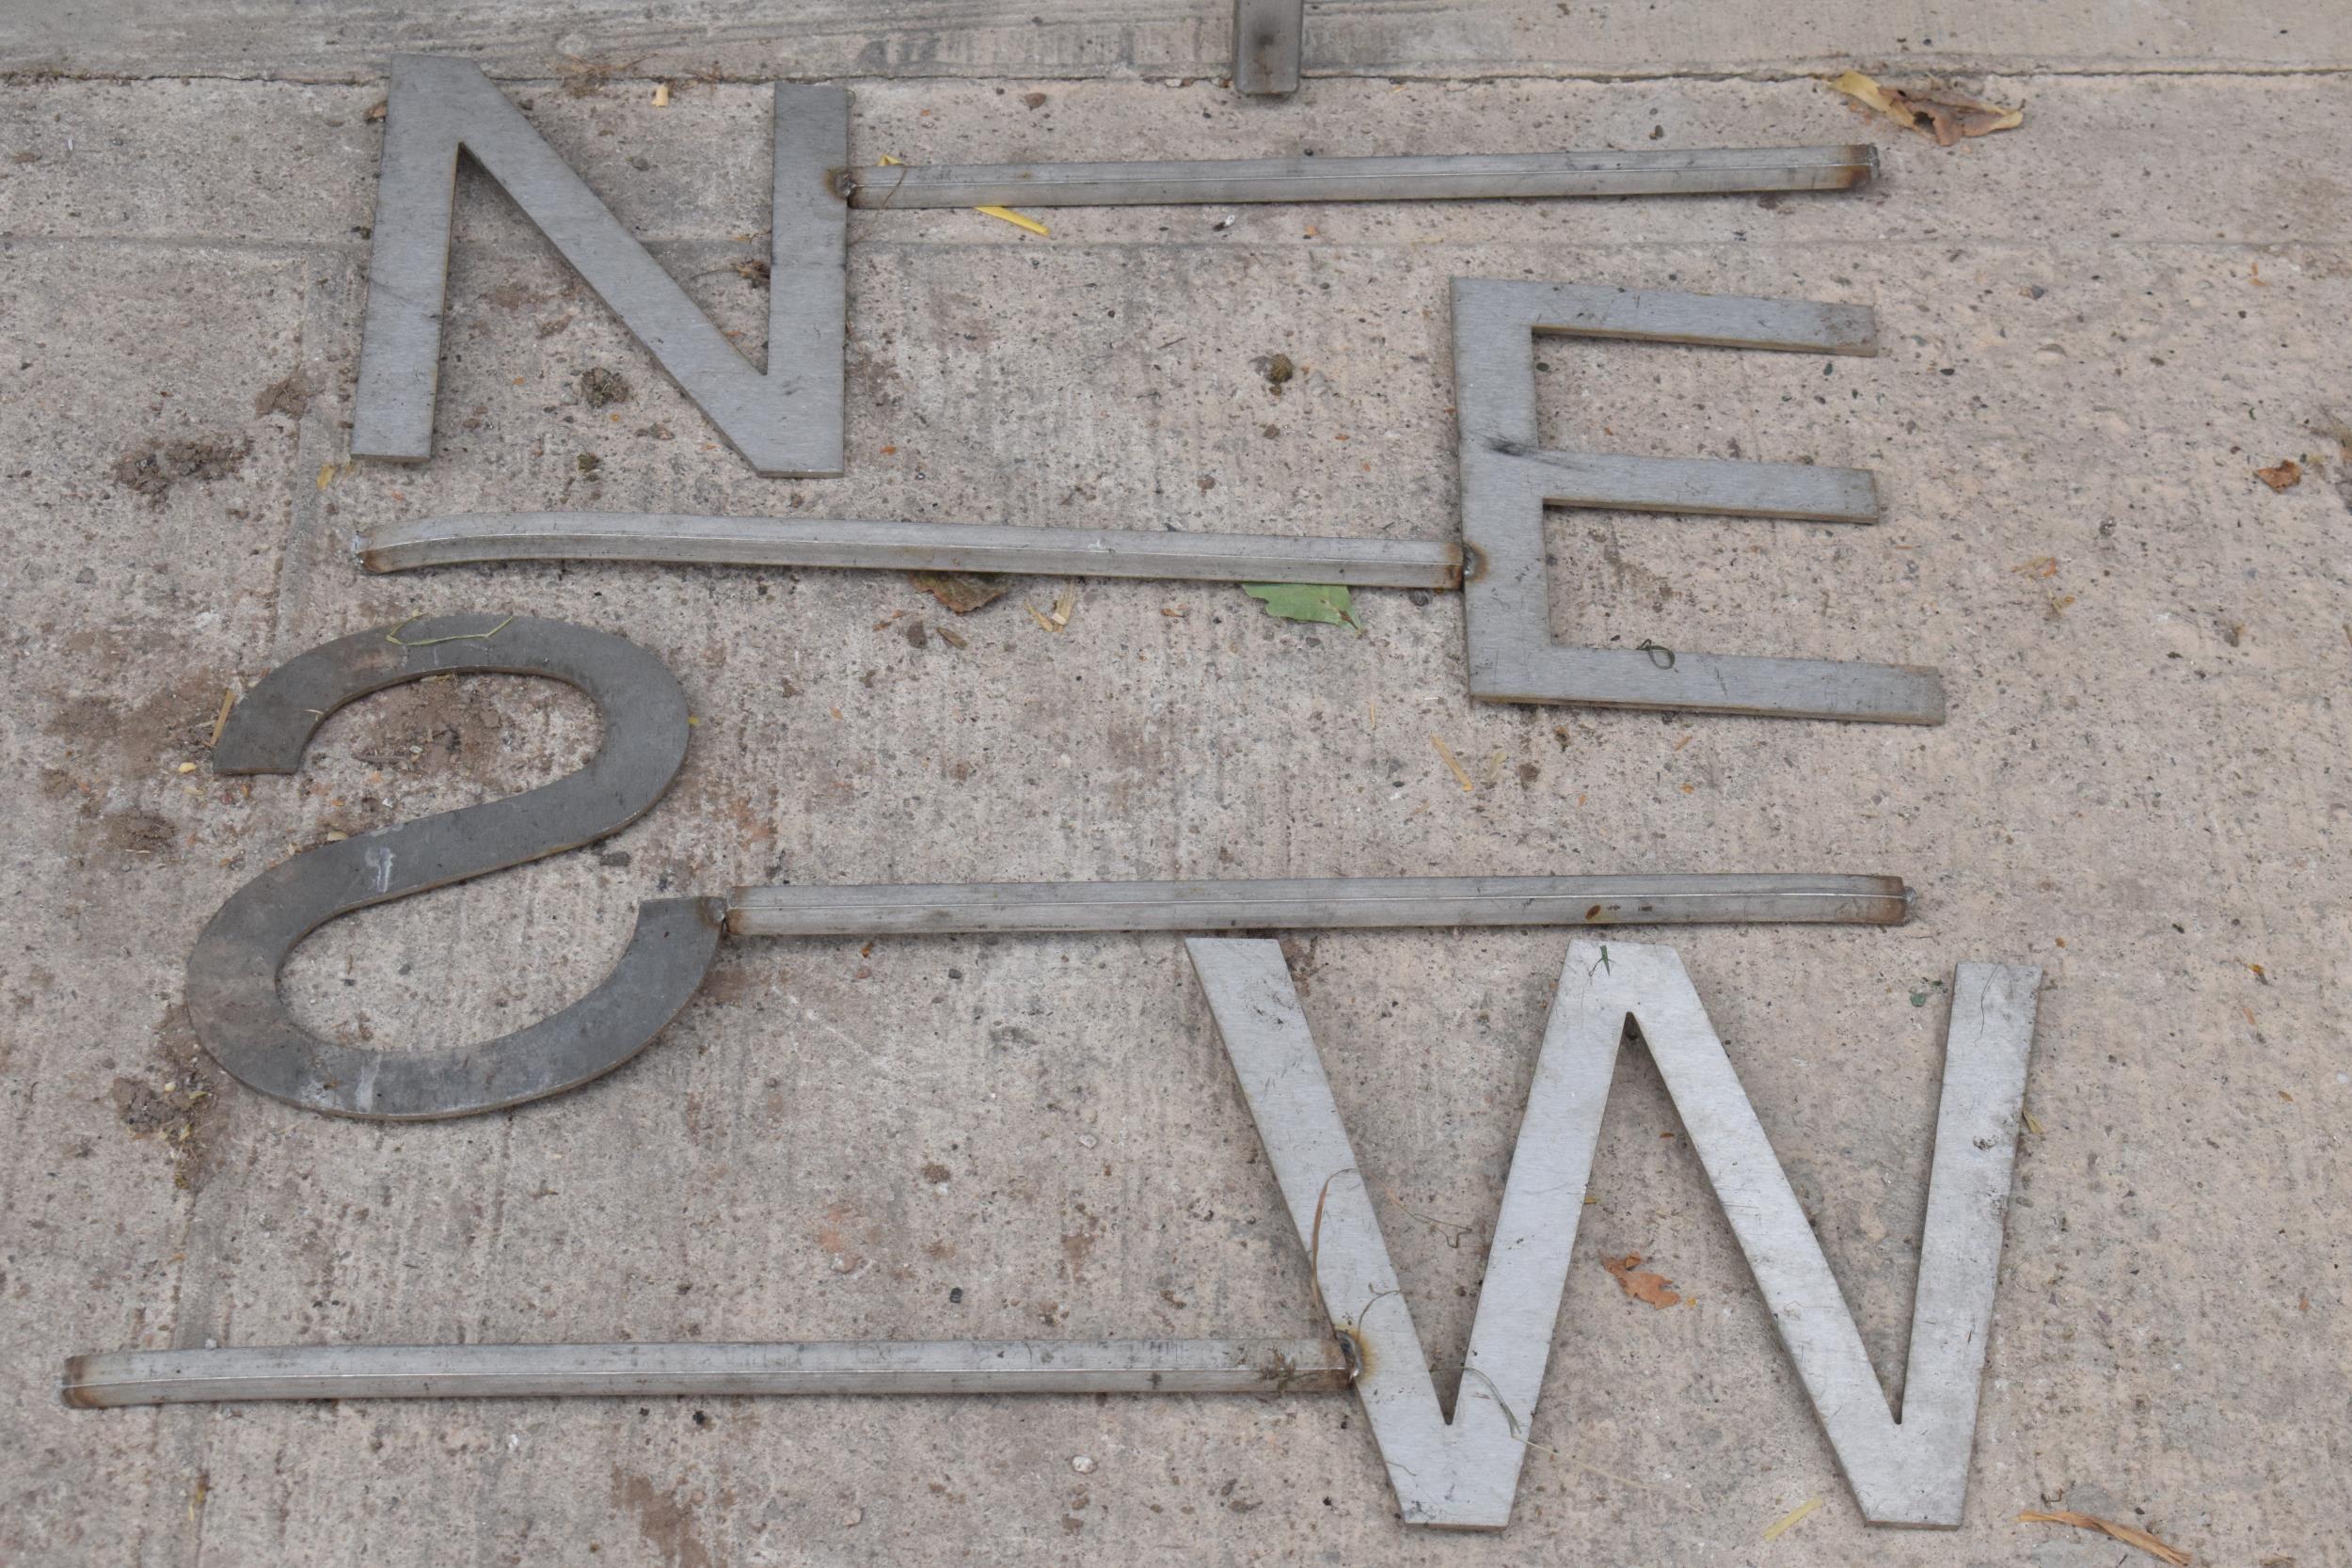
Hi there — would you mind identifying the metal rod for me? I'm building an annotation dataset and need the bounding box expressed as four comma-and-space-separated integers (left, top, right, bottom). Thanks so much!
359, 514, 1462, 590
847, 145, 1877, 209
63, 1338, 1353, 1408
725, 875, 1911, 937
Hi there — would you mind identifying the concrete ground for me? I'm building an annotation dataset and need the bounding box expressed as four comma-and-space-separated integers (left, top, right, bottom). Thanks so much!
3, 3, 2347, 1564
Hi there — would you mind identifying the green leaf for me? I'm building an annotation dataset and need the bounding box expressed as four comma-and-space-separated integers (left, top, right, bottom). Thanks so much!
1241, 582, 1362, 635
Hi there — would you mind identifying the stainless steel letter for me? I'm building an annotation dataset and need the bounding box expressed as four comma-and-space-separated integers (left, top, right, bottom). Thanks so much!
1190, 937, 2037, 1528
353, 55, 846, 476
186, 615, 723, 1120
1451, 279, 1945, 722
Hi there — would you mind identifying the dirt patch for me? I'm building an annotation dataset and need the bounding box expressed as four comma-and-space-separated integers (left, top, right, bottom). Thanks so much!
1277, 935, 1321, 998
338, 675, 595, 795
485, 281, 555, 311
111, 1006, 228, 1191
110, 437, 250, 504
581, 367, 633, 407
40, 666, 232, 860
252, 371, 311, 420
816, 1198, 881, 1275
1588, 526, 1676, 614
556, 55, 640, 97
1059, 1200, 1102, 1283
610, 1467, 713, 1568
42, 663, 229, 781
102, 808, 176, 857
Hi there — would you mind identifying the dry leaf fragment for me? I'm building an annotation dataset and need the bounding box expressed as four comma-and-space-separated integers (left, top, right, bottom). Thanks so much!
1827, 70, 2023, 146
2019, 1509, 2190, 1565
650, 81, 670, 107
2011, 555, 2060, 578
908, 571, 1008, 614
2253, 458, 2301, 491
1026, 590, 1075, 633
1602, 1252, 1681, 1308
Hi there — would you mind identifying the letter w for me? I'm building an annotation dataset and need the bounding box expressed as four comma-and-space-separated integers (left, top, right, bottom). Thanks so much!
1188, 937, 2039, 1529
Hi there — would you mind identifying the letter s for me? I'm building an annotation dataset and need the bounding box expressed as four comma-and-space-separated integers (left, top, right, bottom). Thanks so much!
185, 613, 723, 1120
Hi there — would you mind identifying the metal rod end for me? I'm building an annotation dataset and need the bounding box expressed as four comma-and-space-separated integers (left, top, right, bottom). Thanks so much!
59, 1356, 104, 1409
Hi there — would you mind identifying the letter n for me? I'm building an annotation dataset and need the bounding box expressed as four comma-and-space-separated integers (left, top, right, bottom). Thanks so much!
354, 55, 845, 476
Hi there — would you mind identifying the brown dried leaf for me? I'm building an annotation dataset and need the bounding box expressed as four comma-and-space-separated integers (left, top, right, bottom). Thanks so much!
1601, 1252, 1681, 1308
1827, 71, 2023, 147
2019, 1509, 2191, 1565
909, 571, 1008, 614
2253, 458, 2301, 492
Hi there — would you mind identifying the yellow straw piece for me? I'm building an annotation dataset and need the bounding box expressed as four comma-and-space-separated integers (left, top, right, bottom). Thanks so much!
975, 204, 1051, 236
1430, 736, 1474, 794
1762, 1497, 1822, 1543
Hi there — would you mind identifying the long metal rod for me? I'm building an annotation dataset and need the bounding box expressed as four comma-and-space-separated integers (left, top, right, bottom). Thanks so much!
359, 513, 1462, 589
846, 145, 1877, 209
725, 875, 1910, 937
63, 1338, 1353, 1408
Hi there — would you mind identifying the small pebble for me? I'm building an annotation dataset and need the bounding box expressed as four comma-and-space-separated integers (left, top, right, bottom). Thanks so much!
1072, 1455, 1096, 1475
1077, 1133, 1097, 1148
842, 1506, 863, 1528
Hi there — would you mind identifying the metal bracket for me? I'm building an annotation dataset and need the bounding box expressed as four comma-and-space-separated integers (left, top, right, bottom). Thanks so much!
1451, 279, 1946, 722
1233, 0, 1306, 95
353, 55, 847, 477
1191, 937, 2040, 1528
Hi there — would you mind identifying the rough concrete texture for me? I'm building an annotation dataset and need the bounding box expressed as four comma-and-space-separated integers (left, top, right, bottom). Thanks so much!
1, 4, 2347, 1565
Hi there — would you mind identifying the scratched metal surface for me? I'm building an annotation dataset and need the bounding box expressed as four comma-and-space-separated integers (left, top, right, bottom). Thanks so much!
1, 40, 2348, 1568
